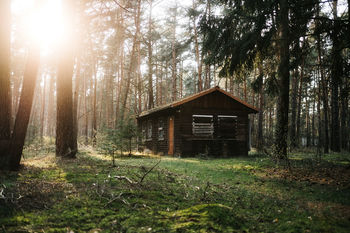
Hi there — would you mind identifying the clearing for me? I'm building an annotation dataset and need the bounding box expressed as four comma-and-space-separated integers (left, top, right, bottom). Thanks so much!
1, 148, 349, 232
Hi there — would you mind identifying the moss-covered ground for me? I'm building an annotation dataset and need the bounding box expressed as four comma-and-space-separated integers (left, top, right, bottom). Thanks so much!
1, 147, 349, 232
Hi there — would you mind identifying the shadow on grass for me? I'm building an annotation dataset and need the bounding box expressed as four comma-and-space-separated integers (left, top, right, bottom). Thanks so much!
1, 149, 350, 232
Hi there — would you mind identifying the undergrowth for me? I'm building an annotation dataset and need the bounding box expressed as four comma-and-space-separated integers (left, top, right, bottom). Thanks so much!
0, 149, 349, 232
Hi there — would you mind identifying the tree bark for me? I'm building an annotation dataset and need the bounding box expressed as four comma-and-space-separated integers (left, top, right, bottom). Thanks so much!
40, 74, 47, 140
290, 68, 299, 149
171, 4, 178, 101
296, 55, 304, 148
8, 46, 40, 170
274, 0, 290, 161
56, 0, 77, 158
0, 0, 12, 160
72, 54, 81, 151
330, 0, 341, 152
192, 0, 202, 92
120, 0, 141, 120
315, 3, 329, 153
147, 0, 154, 110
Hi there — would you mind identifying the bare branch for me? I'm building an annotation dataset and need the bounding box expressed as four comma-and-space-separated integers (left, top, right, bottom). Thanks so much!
139, 159, 161, 184
112, 0, 130, 12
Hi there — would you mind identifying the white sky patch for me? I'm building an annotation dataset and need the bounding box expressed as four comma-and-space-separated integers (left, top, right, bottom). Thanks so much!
12, 0, 64, 56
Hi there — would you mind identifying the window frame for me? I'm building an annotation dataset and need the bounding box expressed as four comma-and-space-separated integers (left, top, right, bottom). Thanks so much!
146, 120, 152, 141
192, 114, 214, 137
217, 115, 238, 138
158, 118, 165, 141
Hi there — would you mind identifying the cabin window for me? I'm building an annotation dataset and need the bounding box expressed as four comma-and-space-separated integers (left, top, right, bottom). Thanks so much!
158, 119, 164, 140
192, 115, 214, 136
141, 122, 146, 142
147, 120, 152, 140
218, 115, 238, 138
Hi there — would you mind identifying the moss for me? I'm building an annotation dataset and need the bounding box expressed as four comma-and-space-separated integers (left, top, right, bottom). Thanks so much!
161, 204, 245, 232
1, 149, 349, 232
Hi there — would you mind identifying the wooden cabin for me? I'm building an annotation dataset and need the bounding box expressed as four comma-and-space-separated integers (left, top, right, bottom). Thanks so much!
136, 86, 258, 157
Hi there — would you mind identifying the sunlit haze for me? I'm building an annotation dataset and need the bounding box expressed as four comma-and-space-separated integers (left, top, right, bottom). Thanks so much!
12, 0, 64, 55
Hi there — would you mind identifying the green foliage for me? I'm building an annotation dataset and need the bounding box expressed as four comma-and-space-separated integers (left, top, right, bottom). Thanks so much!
250, 73, 263, 93
23, 136, 55, 157
1, 149, 349, 232
97, 117, 138, 165
160, 204, 246, 232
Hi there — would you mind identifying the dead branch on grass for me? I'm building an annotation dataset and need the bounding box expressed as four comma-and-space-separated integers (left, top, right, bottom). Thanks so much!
114, 175, 135, 184
104, 192, 129, 207
114, 159, 161, 185
139, 159, 161, 184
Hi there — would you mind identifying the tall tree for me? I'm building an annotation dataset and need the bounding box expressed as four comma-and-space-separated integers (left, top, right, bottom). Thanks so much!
171, 2, 178, 101
147, 0, 154, 110
0, 1, 40, 170
330, 0, 341, 152
200, 0, 302, 162
8, 46, 40, 169
273, 0, 290, 160
56, 0, 77, 158
0, 0, 12, 159
191, 0, 203, 92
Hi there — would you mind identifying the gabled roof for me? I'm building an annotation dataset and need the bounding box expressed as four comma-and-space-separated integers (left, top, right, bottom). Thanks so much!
138, 86, 259, 118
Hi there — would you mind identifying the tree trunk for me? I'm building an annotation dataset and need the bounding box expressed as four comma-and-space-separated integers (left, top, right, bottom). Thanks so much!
192, 0, 202, 92
306, 93, 310, 147
72, 54, 81, 151
147, 0, 154, 110
330, 0, 341, 152
274, 0, 290, 161
317, 70, 323, 155
120, 0, 141, 120
56, 0, 77, 158
340, 73, 349, 150
40, 74, 47, 140
290, 68, 299, 149
171, 5, 178, 101
312, 85, 316, 146
296, 56, 304, 147
0, 0, 12, 160
83, 72, 89, 144
257, 63, 264, 152
137, 35, 142, 114
8, 46, 40, 170
92, 62, 97, 145
47, 73, 56, 137
316, 4, 329, 153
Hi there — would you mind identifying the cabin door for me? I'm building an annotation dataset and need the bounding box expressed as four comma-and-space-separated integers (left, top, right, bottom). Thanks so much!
168, 116, 174, 155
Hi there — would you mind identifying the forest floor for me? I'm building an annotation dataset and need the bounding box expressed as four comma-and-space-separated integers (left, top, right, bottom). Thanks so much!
0, 147, 350, 232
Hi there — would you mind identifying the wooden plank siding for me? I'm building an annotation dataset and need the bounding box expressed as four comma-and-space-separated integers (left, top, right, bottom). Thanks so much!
137, 87, 258, 157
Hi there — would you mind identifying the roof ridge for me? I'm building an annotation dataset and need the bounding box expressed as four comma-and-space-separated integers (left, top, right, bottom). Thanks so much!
138, 86, 258, 118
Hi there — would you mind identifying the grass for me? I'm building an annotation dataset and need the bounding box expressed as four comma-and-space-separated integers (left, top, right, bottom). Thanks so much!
0, 147, 349, 232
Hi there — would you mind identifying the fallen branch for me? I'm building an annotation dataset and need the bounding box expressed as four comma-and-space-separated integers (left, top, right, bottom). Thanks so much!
104, 192, 129, 207
114, 176, 135, 184
113, 160, 161, 186
139, 159, 161, 184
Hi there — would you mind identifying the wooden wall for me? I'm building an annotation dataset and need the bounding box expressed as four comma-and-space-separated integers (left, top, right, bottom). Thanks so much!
138, 91, 254, 156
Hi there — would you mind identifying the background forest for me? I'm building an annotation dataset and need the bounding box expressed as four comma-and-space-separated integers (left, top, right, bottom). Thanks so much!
0, 0, 349, 166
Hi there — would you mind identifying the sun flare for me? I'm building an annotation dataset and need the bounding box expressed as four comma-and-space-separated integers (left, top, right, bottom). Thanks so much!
14, 0, 65, 53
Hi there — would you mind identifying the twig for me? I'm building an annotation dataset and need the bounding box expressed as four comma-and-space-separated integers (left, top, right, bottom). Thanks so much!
104, 192, 129, 207
114, 176, 135, 184
202, 181, 210, 201
139, 159, 161, 184
112, 0, 131, 12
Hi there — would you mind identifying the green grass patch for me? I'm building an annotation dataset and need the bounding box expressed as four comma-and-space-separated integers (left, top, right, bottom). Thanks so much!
0, 149, 349, 232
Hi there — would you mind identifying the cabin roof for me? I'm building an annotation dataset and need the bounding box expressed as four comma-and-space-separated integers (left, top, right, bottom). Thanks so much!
138, 86, 259, 118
